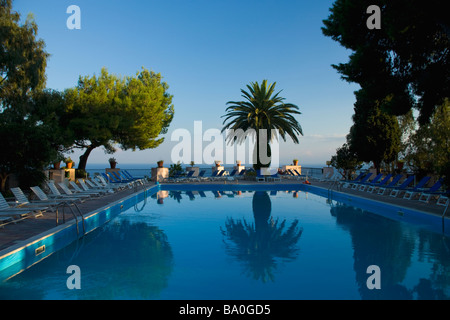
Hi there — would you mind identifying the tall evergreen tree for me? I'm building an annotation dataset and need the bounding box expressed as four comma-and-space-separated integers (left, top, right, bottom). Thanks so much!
322, 0, 449, 124
0, 0, 52, 191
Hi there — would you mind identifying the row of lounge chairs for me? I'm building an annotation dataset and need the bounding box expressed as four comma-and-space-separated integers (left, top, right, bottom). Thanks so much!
280, 169, 306, 181
163, 169, 248, 183
0, 170, 145, 227
337, 172, 449, 206
163, 168, 287, 183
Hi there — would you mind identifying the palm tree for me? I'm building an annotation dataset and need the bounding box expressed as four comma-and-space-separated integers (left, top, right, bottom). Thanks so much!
221, 80, 303, 169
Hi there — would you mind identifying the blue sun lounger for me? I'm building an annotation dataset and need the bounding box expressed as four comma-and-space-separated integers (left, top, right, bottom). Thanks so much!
365, 174, 393, 193
377, 174, 404, 195
191, 170, 207, 182
357, 173, 383, 191
395, 176, 431, 199
340, 172, 366, 188
417, 179, 448, 203
350, 173, 373, 189
384, 175, 415, 196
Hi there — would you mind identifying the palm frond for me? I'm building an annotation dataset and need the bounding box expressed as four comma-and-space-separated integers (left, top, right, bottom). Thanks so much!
222, 80, 303, 145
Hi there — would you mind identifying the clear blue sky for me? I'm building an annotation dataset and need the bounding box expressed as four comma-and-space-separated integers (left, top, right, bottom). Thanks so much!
13, 0, 359, 168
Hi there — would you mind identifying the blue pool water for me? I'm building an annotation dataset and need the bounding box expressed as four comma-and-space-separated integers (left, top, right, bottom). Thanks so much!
0, 186, 449, 300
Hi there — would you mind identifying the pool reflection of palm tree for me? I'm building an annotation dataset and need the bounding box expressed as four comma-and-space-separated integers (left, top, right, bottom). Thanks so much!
221, 191, 303, 283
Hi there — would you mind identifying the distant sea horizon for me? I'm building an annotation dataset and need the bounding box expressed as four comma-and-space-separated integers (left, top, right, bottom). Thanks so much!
83, 163, 326, 170
83, 162, 326, 178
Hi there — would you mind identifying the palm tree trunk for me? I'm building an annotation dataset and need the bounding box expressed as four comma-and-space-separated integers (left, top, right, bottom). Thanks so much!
253, 129, 272, 170
254, 129, 261, 170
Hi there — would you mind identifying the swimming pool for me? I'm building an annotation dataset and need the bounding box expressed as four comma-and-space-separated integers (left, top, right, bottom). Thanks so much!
0, 184, 449, 299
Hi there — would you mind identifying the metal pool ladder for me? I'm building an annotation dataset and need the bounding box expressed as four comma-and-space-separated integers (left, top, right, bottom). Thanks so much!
327, 178, 342, 198
55, 201, 86, 237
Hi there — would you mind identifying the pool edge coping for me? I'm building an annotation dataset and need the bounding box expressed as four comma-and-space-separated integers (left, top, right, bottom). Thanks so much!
0, 185, 161, 278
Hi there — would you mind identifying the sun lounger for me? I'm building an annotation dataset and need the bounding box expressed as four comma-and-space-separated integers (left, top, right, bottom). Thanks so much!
236, 169, 246, 179
0, 192, 45, 219
417, 179, 448, 203
177, 170, 195, 182
96, 175, 123, 190
319, 171, 335, 182
165, 171, 183, 183
324, 171, 342, 183
350, 173, 373, 189
69, 181, 101, 197
436, 194, 449, 206
81, 179, 114, 194
285, 169, 302, 180
22, 187, 74, 208
365, 174, 392, 193
225, 169, 239, 182
115, 171, 143, 186
407, 178, 440, 201
56, 182, 92, 200
293, 169, 306, 180
46, 181, 89, 201
208, 170, 223, 181
190, 170, 207, 182
0, 209, 31, 225
122, 170, 145, 184
384, 175, 415, 197
101, 173, 131, 188
287, 169, 299, 180
0, 215, 14, 226
31, 185, 75, 203
99, 174, 128, 189
212, 170, 226, 181
399, 176, 432, 199
1, 190, 48, 213
338, 172, 365, 187
357, 173, 383, 191
377, 174, 404, 195
111, 171, 132, 183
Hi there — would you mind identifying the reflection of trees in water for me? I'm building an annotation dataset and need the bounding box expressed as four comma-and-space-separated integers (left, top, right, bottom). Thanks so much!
74, 220, 174, 299
169, 191, 183, 203
331, 202, 450, 299
221, 191, 303, 283
413, 229, 450, 299
0, 220, 174, 299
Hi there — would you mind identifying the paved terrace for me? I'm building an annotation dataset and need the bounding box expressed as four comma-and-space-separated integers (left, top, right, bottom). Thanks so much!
0, 178, 448, 252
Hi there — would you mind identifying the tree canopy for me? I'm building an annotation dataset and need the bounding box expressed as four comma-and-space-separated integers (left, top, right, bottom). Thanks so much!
0, 1, 175, 190
403, 100, 450, 187
0, 0, 52, 191
1, 0, 48, 112
347, 88, 401, 173
322, 0, 449, 124
64, 67, 174, 170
